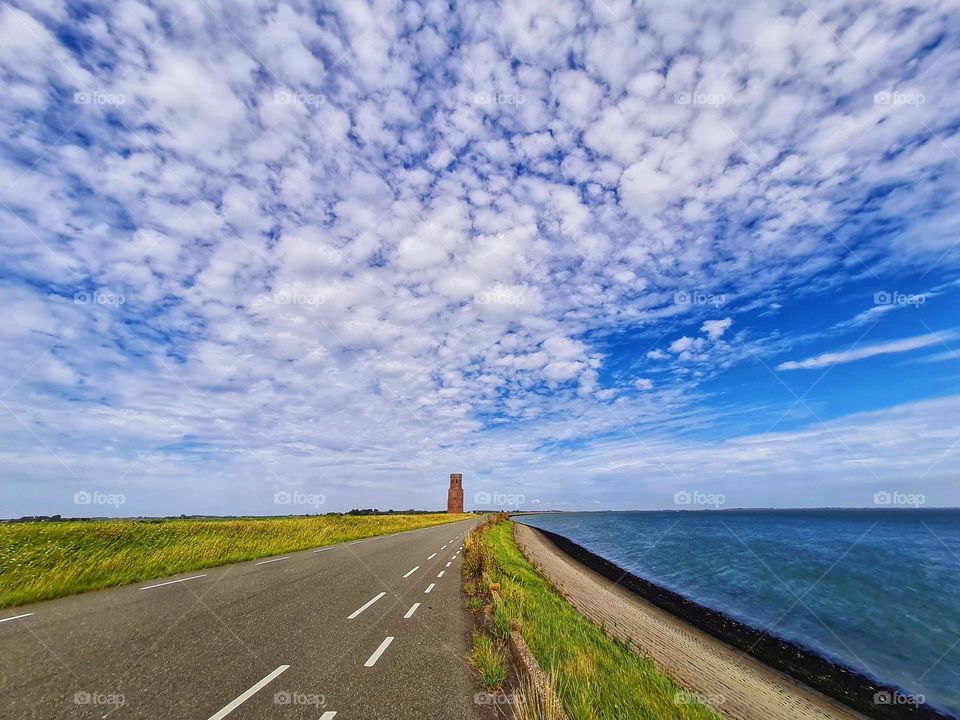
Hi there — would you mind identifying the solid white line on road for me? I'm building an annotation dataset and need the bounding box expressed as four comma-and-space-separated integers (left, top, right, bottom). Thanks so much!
424, 583, 435, 594
402, 566, 420, 578
364, 636, 395, 667
348, 591, 386, 619
0, 613, 33, 623
445, 562, 452, 568
437, 571, 444, 578
404, 602, 421, 619
255, 557, 289, 565
427, 553, 437, 560
207, 665, 289, 720
320, 712, 337, 720
140, 575, 207, 590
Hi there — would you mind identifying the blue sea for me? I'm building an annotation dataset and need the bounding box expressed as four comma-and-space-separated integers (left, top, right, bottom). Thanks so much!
519, 509, 960, 717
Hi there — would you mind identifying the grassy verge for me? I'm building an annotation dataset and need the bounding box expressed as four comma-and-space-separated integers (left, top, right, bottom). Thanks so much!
466, 517, 722, 720
0, 513, 470, 609
469, 630, 509, 691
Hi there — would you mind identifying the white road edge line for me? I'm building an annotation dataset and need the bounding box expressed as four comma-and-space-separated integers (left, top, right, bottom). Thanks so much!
206, 665, 289, 720
255, 557, 289, 565
140, 575, 207, 590
0, 613, 33, 623
424, 583, 435, 594
348, 591, 386, 619
402, 566, 420, 578
404, 602, 421, 619
427, 553, 437, 560
364, 636, 395, 667
314, 547, 332, 553
320, 712, 337, 720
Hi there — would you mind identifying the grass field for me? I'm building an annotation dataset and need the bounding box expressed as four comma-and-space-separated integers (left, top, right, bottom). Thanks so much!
0, 513, 470, 609
468, 517, 721, 720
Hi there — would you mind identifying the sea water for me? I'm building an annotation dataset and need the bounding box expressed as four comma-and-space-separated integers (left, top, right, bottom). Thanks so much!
519, 509, 960, 717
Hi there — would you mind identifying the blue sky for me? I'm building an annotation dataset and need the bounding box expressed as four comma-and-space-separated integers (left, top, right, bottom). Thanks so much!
0, 0, 958, 517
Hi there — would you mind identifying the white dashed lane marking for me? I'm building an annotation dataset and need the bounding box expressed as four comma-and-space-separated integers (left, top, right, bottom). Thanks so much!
207, 665, 289, 720
140, 575, 207, 590
364, 637, 395, 667
0, 613, 33, 623
348, 592, 386, 619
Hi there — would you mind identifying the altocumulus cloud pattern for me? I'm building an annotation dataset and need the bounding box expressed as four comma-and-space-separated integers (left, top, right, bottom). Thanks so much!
1, 0, 959, 515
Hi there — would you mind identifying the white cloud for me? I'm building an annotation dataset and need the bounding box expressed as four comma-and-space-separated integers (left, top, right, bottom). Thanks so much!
777, 333, 952, 371
701, 317, 732, 339
0, 0, 958, 513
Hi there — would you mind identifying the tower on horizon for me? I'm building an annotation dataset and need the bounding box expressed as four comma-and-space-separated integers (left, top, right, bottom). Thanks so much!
447, 473, 463, 514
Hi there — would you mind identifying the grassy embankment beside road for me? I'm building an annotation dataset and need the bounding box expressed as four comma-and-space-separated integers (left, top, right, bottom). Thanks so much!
0, 513, 471, 609
465, 516, 720, 720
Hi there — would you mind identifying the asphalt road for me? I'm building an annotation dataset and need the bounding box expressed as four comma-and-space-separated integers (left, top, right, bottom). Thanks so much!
0, 517, 496, 720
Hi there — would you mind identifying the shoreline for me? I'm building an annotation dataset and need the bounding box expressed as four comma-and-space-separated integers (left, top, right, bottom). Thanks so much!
515, 523, 954, 720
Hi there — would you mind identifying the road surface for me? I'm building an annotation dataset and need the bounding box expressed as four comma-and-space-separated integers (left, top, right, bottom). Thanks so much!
0, 517, 494, 720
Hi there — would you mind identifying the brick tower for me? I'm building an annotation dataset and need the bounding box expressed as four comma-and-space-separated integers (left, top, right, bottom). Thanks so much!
447, 473, 463, 514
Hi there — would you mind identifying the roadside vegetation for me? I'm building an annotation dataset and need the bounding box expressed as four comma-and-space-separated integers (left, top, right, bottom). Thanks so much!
463, 515, 721, 720
0, 513, 470, 609
469, 630, 509, 691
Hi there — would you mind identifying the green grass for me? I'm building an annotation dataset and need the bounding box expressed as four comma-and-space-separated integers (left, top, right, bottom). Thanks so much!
469, 631, 508, 691
465, 595, 485, 612
0, 513, 471, 609
476, 519, 722, 720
